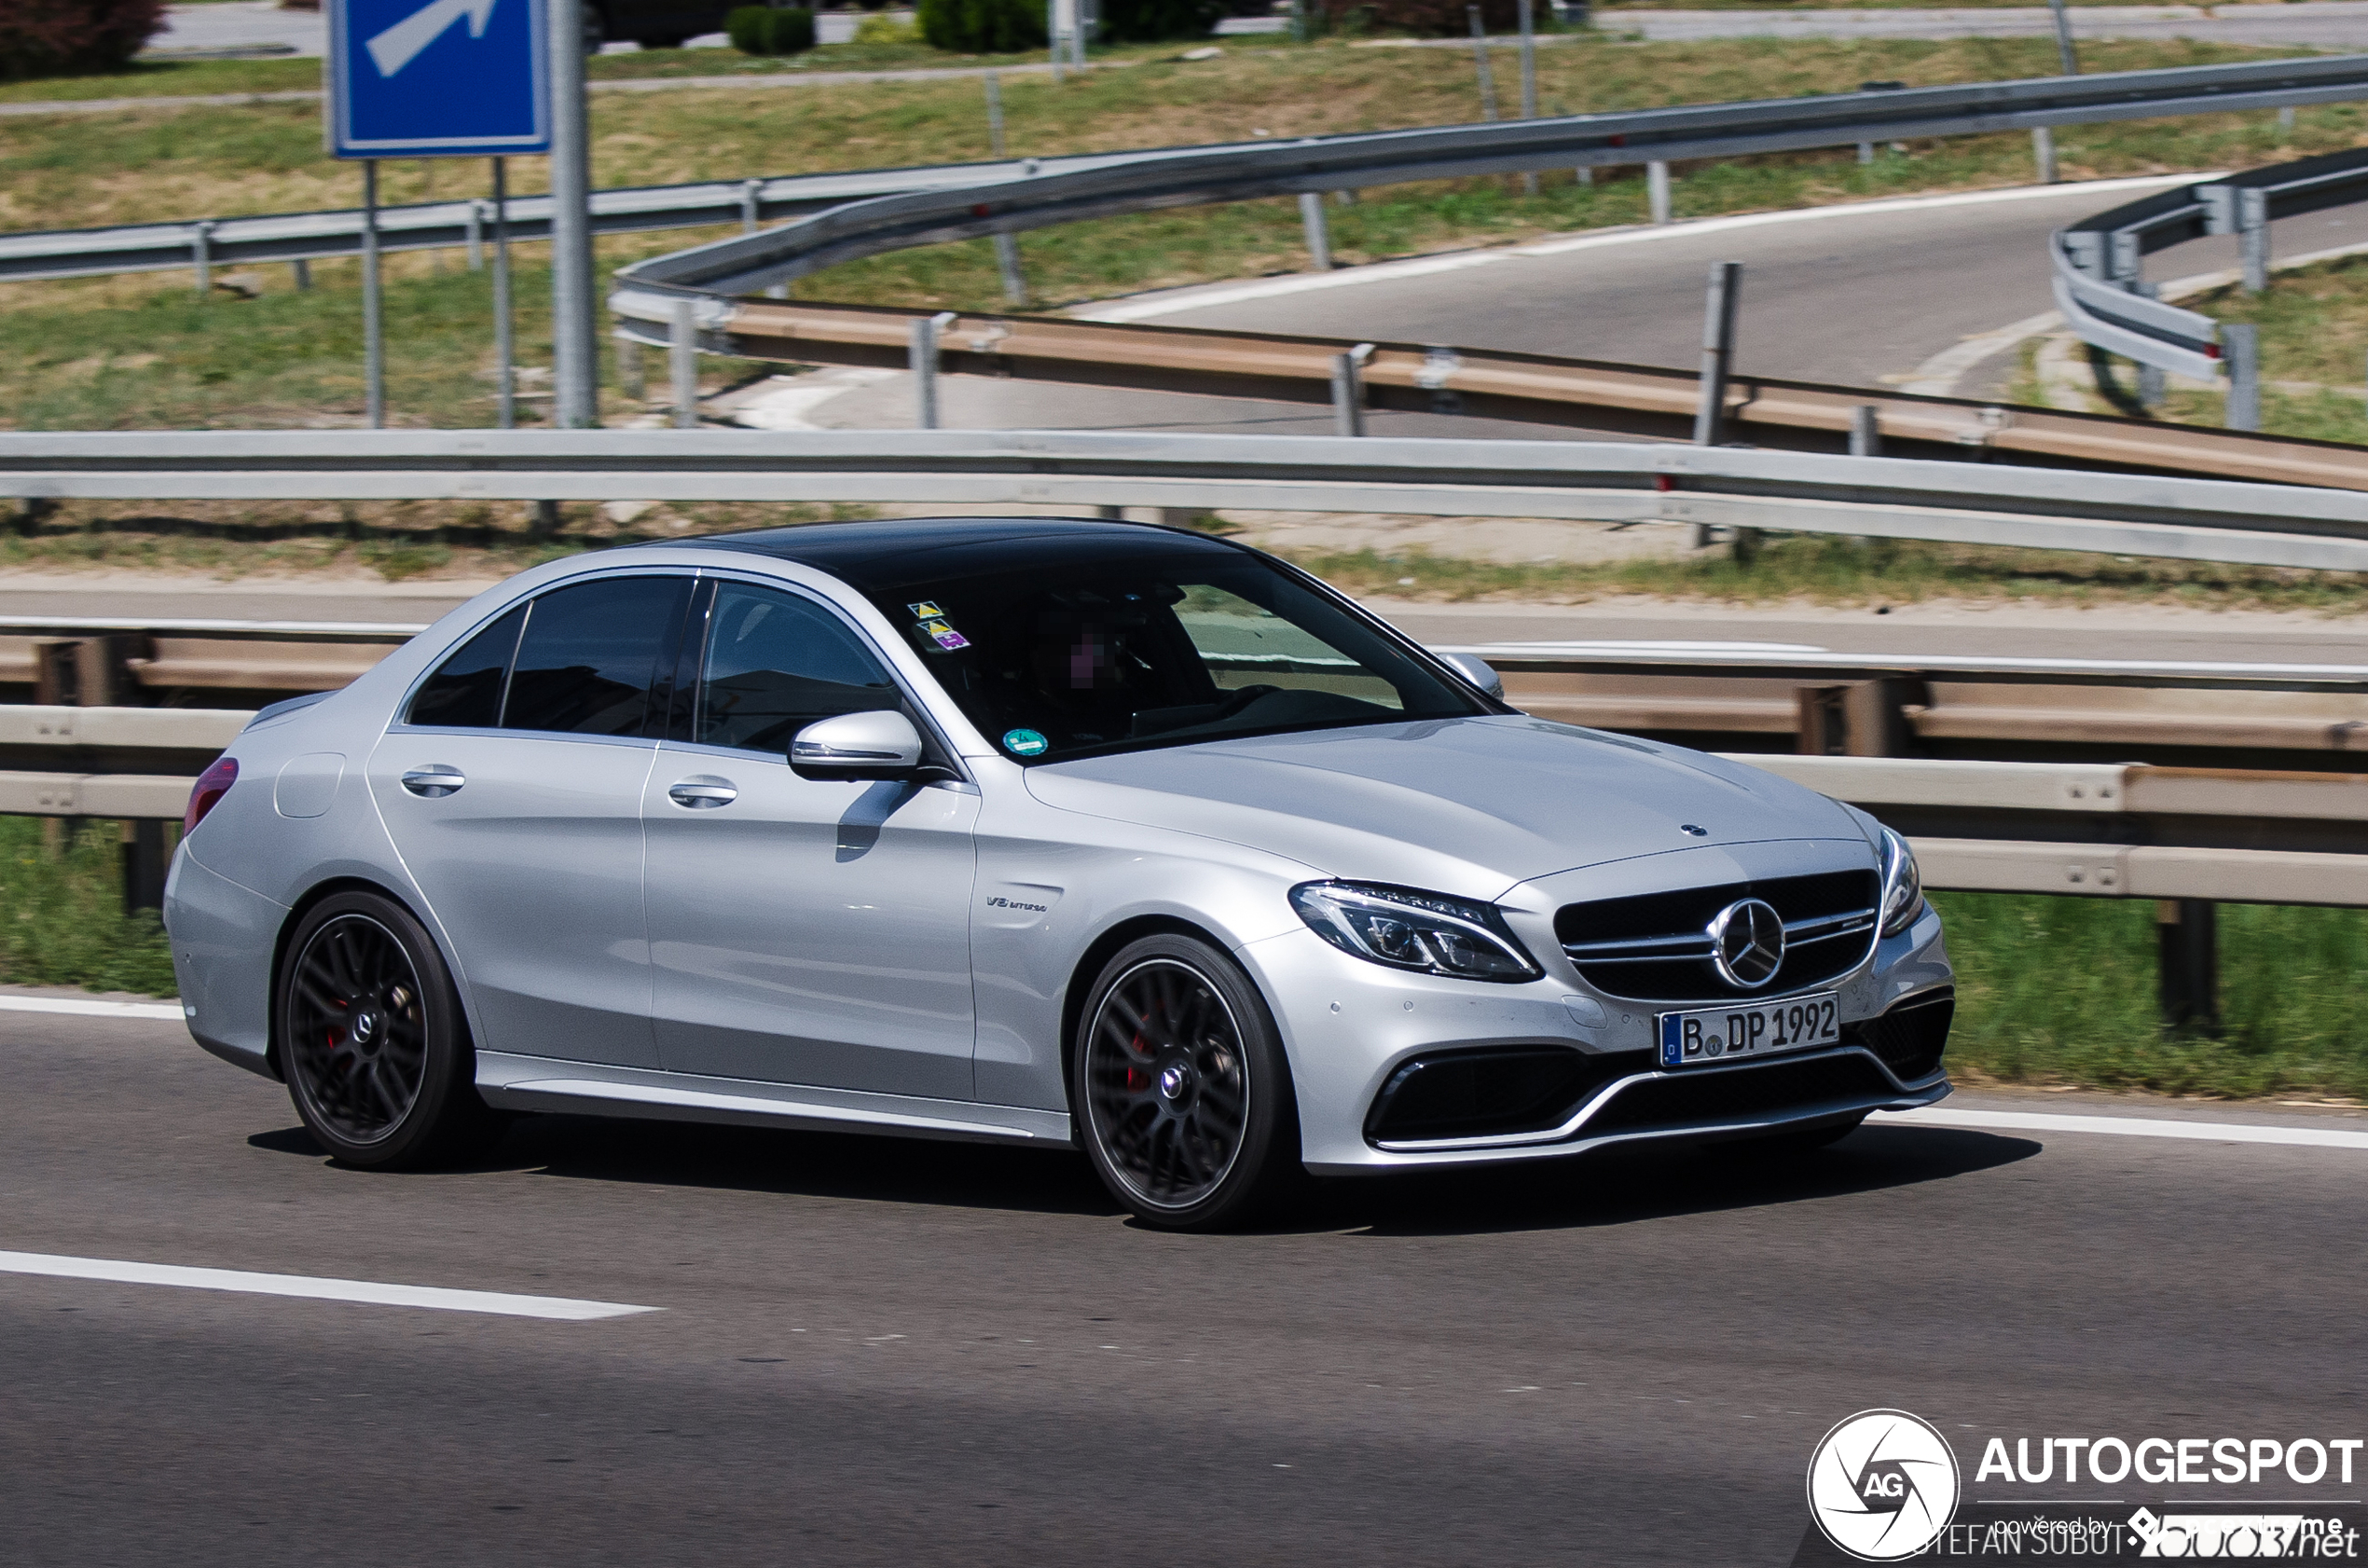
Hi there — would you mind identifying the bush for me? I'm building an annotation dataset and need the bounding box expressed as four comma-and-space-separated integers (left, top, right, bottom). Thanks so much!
917, 0, 1046, 53
1101, 0, 1221, 41
851, 11, 918, 42
0, 0, 166, 80
727, 4, 816, 53
1316, 0, 1520, 35
726, 5, 772, 50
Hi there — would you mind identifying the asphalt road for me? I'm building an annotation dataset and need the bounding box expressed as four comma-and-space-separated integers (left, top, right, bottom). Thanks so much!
5, 1003, 2364, 1566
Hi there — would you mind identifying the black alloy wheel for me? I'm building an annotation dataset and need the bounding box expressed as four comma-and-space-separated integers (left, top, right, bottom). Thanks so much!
279, 891, 492, 1168
1076, 936, 1297, 1230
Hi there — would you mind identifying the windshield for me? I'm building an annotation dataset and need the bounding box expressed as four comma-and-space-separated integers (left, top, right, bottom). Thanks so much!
860, 545, 1488, 763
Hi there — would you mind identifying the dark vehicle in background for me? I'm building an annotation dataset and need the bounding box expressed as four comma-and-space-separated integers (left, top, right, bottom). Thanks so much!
586, 0, 736, 48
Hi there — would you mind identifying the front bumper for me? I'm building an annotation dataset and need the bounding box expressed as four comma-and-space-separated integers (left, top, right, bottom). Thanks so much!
1241, 900, 1952, 1176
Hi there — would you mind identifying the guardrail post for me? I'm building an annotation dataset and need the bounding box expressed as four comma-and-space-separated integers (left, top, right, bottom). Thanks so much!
670, 300, 702, 429
617, 333, 645, 403
2047, 0, 2080, 75
1693, 260, 1741, 447
1857, 141, 1874, 166
2223, 323, 2261, 431
293, 258, 311, 291
1648, 161, 1673, 225
1467, 7, 1500, 122
192, 220, 215, 296
1850, 405, 1882, 457
1517, 0, 1538, 195
466, 200, 486, 272
2157, 899, 2219, 1034
2278, 104, 2296, 137
1299, 192, 1333, 271
985, 71, 1008, 158
122, 820, 168, 915
1331, 343, 1375, 436
911, 310, 957, 430
2032, 126, 2058, 186
2239, 186, 2270, 295
740, 178, 763, 237
995, 232, 1026, 304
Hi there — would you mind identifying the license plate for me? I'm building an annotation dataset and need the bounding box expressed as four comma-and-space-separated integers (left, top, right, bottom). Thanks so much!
1657, 993, 1840, 1069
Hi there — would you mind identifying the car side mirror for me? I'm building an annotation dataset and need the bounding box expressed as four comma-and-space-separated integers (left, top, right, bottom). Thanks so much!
790, 710, 926, 781
1439, 652, 1505, 701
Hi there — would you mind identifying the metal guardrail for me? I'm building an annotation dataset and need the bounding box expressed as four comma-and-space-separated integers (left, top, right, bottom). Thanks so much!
606, 54, 2368, 313
0, 156, 1143, 284
11, 428, 2368, 570
7, 698, 2360, 906
2052, 144, 2368, 399
16, 53, 2368, 288
681, 299, 2368, 489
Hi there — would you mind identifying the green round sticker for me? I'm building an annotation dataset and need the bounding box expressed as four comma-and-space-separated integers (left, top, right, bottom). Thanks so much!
1002, 728, 1049, 758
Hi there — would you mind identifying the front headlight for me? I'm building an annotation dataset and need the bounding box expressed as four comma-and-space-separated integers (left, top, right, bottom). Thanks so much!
1289, 881, 1542, 982
1879, 827, 1925, 937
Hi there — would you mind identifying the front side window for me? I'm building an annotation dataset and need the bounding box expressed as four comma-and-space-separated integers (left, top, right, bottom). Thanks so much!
694, 583, 902, 754
857, 543, 1485, 763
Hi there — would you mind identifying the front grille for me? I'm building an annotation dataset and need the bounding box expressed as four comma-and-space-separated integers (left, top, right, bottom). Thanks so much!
1587, 1052, 1896, 1135
1556, 868, 1879, 1003
1366, 1046, 1653, 1145
1847, 989, 1954, 1081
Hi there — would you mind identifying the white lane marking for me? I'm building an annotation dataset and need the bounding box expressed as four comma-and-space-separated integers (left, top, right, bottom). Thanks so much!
1078, 173, 2207, 323
1877, 1107, 2368, 1149
0, 996, 185, 1022
0, 1251, 658, 1320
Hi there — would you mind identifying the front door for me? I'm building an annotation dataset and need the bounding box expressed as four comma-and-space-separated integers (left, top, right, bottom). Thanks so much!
642, 579, 980, 1098
367, 573, 692, 1069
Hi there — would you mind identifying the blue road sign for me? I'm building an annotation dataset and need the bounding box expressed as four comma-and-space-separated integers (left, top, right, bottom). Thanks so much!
326, 0, 550, 158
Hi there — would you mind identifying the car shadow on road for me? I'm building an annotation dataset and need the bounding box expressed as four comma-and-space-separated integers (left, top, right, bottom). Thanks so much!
251, 1118, 2037, 1232
252, 1114, 1126, 1218
1305, 1126, 2042, 1239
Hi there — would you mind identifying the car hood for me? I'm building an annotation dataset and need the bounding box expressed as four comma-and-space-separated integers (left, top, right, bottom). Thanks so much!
1023, 714, 1869, 898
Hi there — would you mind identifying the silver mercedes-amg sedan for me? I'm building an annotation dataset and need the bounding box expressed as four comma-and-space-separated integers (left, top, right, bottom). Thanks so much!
166, 517, 1952, 1229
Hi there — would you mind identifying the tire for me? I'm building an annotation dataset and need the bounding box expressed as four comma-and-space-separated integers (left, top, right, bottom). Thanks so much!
1073, 934, 1299, 1231
277, 891, 494, 1169
583, 7, 609, 51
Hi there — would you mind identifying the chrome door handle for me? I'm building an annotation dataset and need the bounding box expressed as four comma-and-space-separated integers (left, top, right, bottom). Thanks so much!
668, 777, 738, 810
400, 765, 466, 798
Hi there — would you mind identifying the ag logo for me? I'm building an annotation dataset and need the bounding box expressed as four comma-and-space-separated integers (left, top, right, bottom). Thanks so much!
1806, 1409, 1961, 1561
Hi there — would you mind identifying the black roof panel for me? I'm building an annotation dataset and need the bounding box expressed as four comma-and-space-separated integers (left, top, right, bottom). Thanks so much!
668, 516, 1247, 595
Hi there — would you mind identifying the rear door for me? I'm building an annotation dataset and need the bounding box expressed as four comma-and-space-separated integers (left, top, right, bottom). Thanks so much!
368, 573, 693, 1069
641, 578, 981, 1098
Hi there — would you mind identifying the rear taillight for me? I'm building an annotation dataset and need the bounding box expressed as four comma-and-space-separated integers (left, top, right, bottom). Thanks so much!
186, 757, 238, 835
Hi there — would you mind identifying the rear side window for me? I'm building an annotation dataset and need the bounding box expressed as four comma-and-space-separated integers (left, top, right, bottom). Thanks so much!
503, 576, 692, 737
407, 605, 525, 729
695, 583, 901, 754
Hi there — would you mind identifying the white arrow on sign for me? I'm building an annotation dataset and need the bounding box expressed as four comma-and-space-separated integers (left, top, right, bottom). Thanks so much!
365, 0, 499, 77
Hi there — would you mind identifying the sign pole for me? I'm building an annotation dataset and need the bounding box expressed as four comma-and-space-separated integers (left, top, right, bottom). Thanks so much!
491, 156, 515, 431
545, 0, 599, 429
362, 159, 385, 430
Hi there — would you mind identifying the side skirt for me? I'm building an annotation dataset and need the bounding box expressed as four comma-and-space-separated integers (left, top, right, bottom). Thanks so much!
475, 1052, 1076, 1148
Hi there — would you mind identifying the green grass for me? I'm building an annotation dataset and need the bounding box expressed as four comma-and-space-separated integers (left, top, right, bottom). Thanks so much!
4, 818, 2360, 1102
1934, 890, 2368, 1102
0, 818, 176, 997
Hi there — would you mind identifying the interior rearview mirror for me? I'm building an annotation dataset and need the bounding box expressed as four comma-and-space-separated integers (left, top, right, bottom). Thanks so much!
1439, 652, 1505, 701
790, 710, 926, 781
